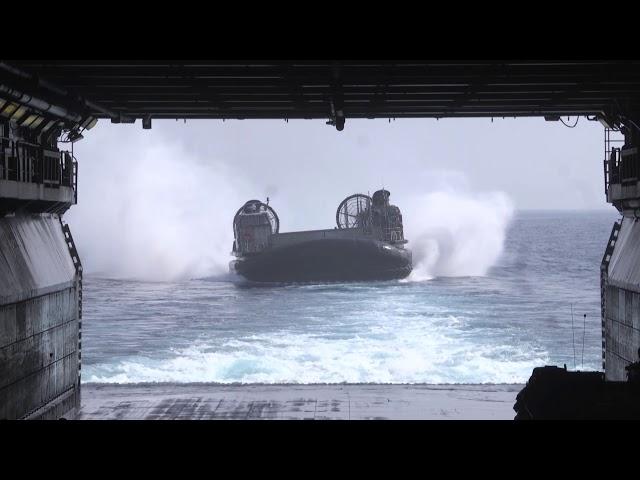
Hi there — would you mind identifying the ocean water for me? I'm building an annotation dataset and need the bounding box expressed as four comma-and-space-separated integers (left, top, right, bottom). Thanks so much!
82, 210, 620, 384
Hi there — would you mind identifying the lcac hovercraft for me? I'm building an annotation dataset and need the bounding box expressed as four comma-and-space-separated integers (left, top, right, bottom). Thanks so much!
229, 190, 412, 282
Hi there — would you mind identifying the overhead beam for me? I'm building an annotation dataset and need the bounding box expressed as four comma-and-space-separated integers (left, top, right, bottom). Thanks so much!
3, 60, 640, 127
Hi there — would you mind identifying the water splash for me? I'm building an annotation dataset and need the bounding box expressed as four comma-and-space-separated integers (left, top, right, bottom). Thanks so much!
84, 317, 546, 384
67, 136, 247, 281
403, 191, 514, 280
67, 123, 513, 282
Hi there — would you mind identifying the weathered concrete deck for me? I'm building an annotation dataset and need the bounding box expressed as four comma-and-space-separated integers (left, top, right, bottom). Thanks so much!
79, 383, 522, 420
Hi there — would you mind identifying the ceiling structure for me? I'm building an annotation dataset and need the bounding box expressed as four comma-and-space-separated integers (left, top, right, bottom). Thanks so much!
2, 60, 640, 131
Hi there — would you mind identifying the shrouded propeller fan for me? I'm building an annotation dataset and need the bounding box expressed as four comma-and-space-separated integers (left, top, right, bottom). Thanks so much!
336, 194, 372, 229
233, 200, 280, 234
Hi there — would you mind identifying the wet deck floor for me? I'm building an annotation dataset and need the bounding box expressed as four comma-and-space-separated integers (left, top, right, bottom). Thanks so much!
80, 383, 522, 420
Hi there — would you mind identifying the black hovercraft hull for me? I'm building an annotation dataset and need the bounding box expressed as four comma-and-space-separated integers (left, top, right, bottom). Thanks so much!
231, 237, 412, 283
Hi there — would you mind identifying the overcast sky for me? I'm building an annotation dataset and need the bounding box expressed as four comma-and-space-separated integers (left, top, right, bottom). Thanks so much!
73, 115, 611, 210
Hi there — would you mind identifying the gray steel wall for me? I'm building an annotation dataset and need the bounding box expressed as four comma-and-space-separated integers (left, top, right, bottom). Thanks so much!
605, 284, 640, 380
604, 216, 640, 381
0, 214, 80, 419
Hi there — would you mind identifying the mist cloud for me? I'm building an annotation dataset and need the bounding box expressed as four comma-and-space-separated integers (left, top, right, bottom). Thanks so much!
66, 118, 600, 280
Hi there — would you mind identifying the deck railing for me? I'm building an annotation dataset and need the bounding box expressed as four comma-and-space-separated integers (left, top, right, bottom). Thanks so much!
0, 136, 77, 201
604, 127, 631, 196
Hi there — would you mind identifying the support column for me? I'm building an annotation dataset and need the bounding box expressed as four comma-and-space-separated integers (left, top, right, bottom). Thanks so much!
0, 214, 80, 419
0, 113, 82, 419
602, 116, 640, 380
